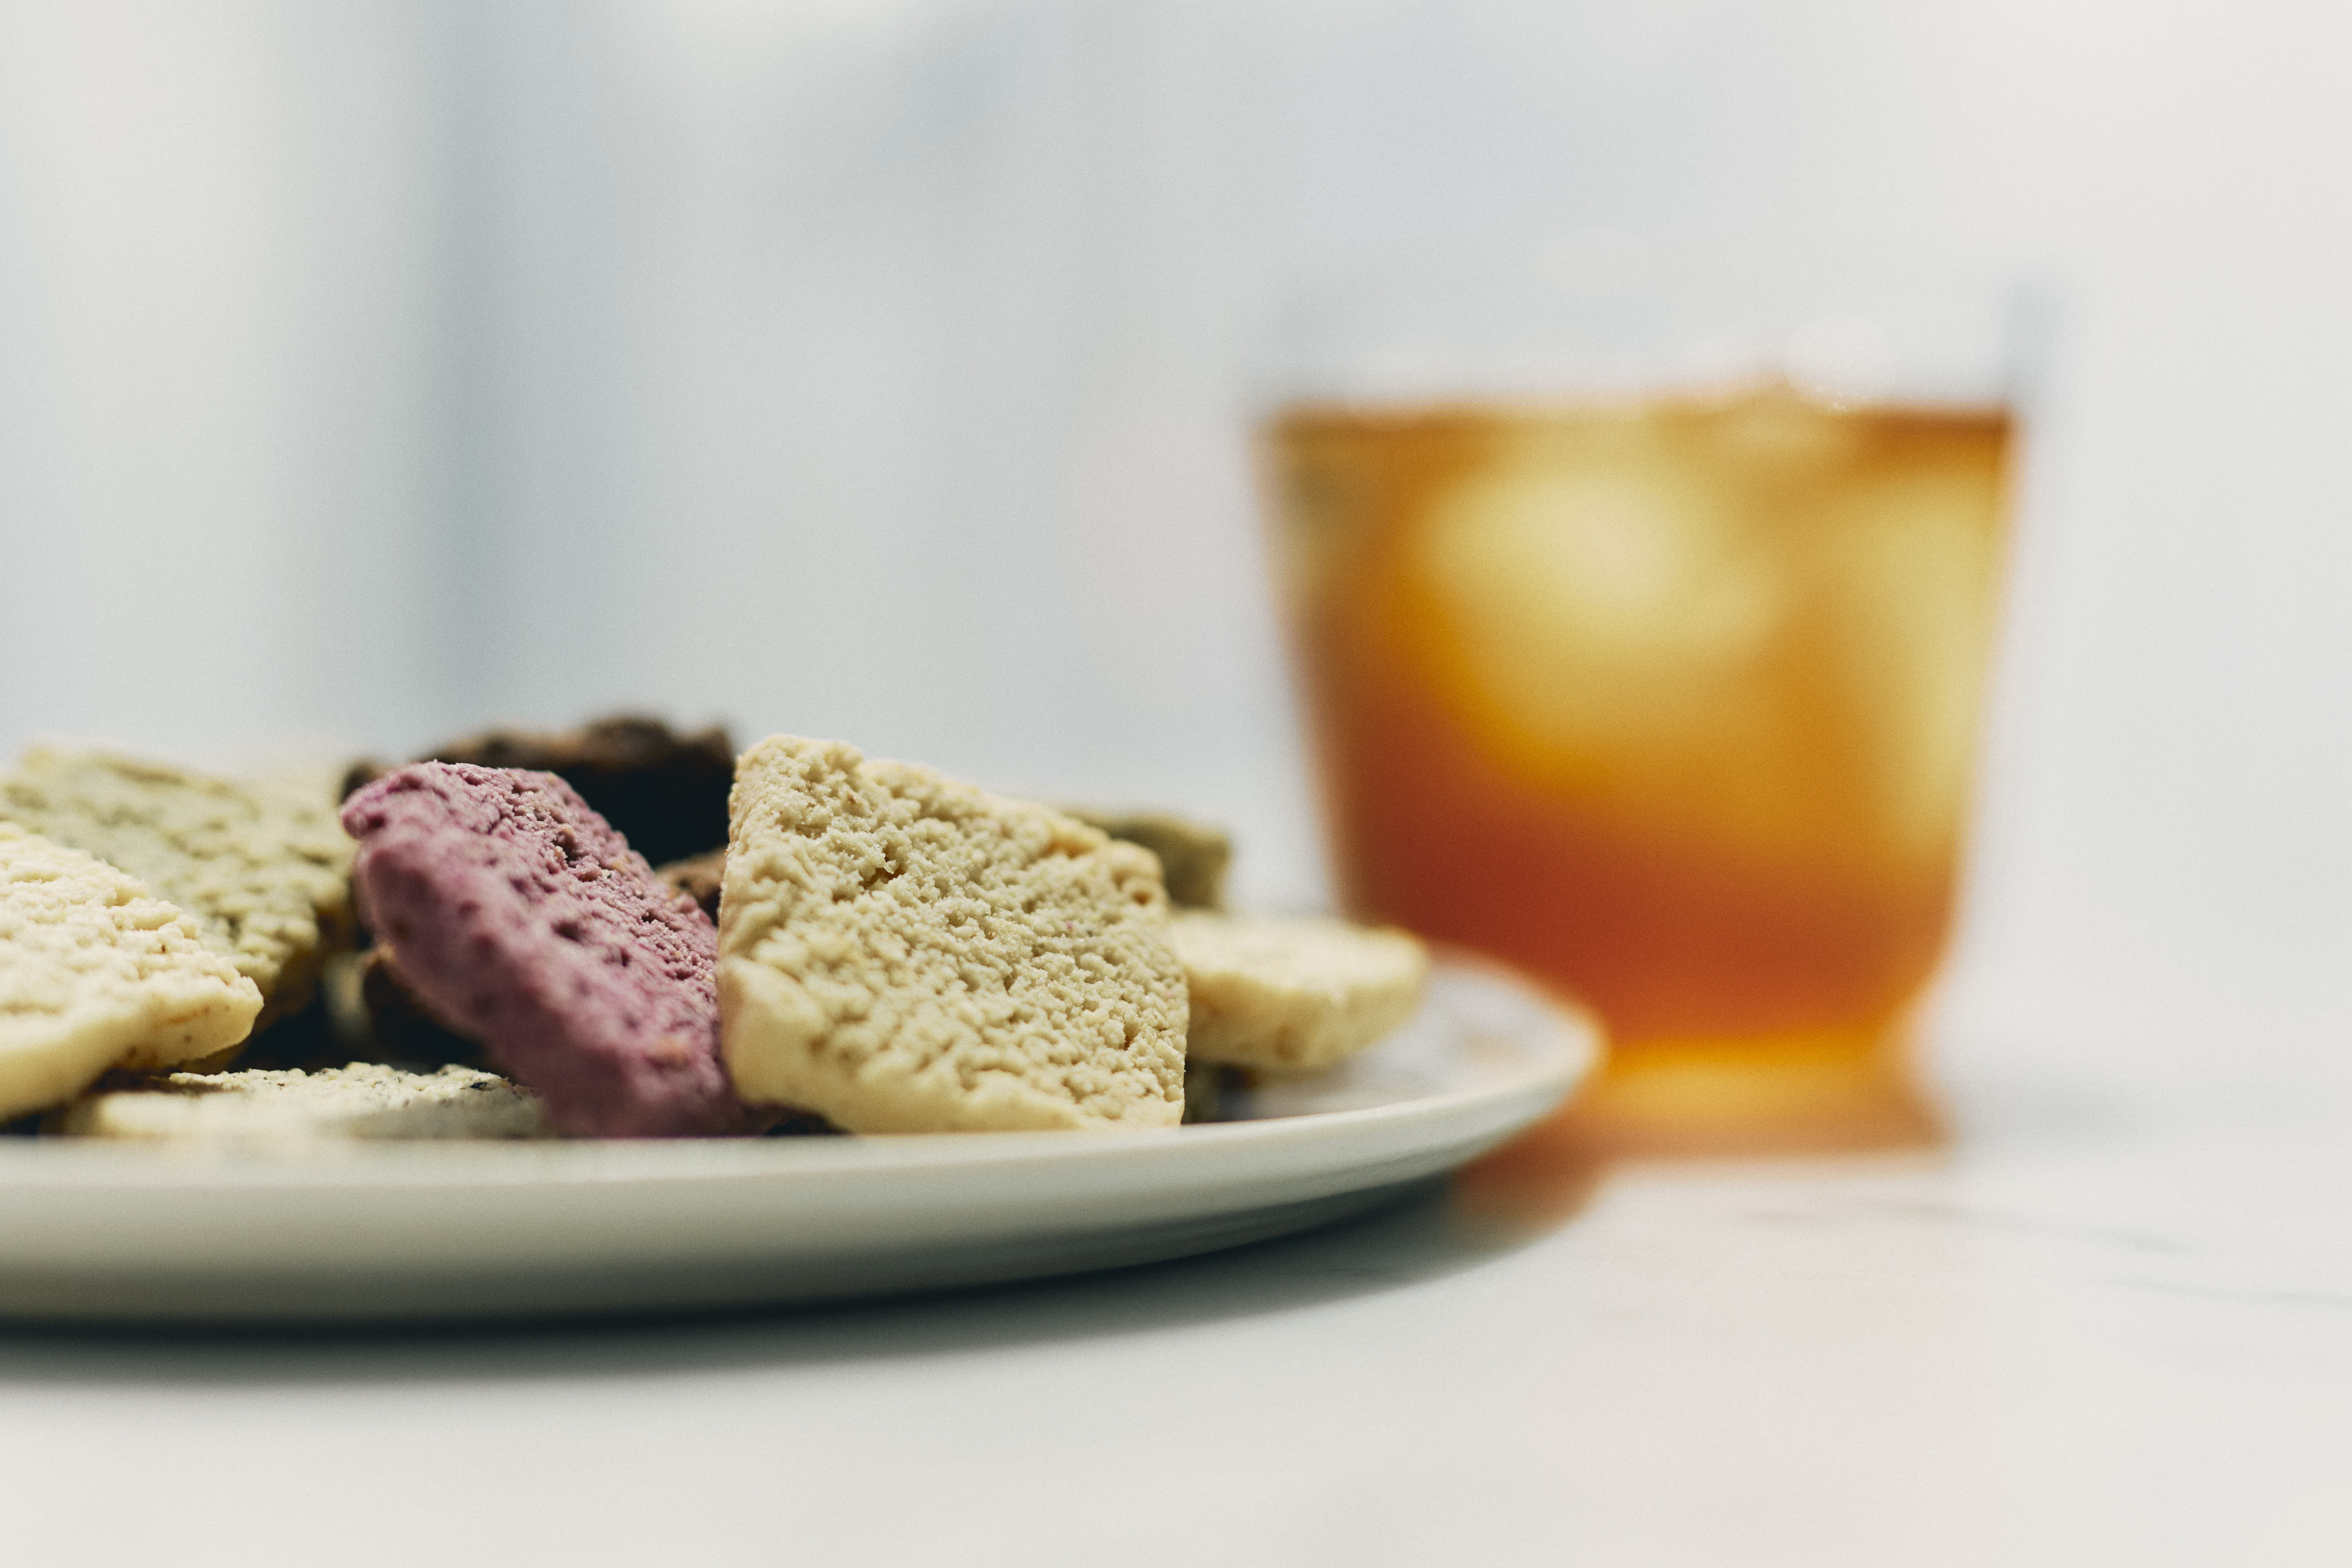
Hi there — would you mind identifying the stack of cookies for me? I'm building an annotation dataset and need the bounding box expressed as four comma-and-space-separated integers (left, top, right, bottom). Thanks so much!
0, 717, 1428, 1145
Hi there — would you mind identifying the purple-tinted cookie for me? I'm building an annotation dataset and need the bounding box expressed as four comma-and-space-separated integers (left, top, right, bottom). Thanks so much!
340, 762, 760, 1137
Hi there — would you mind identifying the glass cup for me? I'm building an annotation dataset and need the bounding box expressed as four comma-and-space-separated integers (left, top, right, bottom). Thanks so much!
1258, 237, 2028, 1149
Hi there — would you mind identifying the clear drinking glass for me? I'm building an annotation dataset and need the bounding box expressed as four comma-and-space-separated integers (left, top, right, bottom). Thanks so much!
1258, 237, 2029, 1146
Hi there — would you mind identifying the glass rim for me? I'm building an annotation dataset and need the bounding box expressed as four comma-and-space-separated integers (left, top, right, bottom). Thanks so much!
1248, 229, 2059, 413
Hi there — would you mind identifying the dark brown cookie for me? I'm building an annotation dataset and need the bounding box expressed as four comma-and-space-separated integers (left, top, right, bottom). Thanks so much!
345, 715, 736, 869
655, 849, 725, 921
354, 947, 484, 1069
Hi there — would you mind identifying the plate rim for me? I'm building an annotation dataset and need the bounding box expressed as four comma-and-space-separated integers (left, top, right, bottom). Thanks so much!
0, 962, 1599, 1193
0, 962, 1601, 1320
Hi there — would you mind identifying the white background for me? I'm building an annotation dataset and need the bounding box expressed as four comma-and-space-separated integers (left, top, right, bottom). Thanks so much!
4, 0, 2351, 1090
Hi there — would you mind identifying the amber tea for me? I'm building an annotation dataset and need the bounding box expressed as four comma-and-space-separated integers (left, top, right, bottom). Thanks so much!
1269, 387, 2011, 1078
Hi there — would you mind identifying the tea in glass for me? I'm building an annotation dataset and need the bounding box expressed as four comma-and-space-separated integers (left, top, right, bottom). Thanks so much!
1268, 384, 2011, 1132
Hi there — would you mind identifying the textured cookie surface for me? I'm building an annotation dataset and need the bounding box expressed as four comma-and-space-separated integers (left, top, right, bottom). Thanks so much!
1063, 808, 1231, 911
0, 750, 353, 1025
719, 736, 1187, 1132
0, 824, 262, 1119
1170, 912, 1428, 1075
342, 763, 756, 1137
345, 715, 736, 869
53, 1062, 546, 1143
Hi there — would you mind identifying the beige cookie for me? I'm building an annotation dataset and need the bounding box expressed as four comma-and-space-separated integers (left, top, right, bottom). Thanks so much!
52, 1062, 547, 1144
0, 749, 354, 1026
1061, 807, 1231, 911
0, 823, 262, 1119
718, 736, 1187, 1132
1170, 911, 1429, 1076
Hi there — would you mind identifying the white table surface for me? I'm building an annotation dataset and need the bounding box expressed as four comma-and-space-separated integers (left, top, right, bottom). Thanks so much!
4, 1055, 2348, 1568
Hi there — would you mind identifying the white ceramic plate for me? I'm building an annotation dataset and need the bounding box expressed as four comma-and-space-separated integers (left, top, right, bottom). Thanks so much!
0, 961, 1594, 1324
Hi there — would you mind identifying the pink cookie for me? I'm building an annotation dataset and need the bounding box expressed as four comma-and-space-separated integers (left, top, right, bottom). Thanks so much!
341, 763, 760, 1137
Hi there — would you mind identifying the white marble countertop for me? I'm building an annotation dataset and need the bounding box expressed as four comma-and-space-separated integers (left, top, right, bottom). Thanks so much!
3, 1054, 2347, 1568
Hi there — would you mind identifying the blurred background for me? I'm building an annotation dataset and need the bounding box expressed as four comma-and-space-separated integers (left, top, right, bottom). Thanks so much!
3, 0, 2348, 1090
